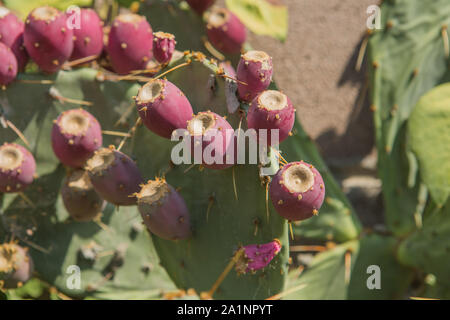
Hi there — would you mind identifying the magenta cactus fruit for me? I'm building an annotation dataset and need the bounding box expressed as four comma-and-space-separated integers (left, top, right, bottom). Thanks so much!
186, 0, 216, 15
269, 161, 325, 221
0, 243, 34, 289
85, 147, 143, 206
0, 143, 36, 193
152, 31, 176, 64
61, 169, 105, 222
106, 13, 153, 75
135, 79, 193, 139
235, 239, 282, 274
186, 111, 235, 170
70, 9, 103, 61
136, 178, 191, 240
51, 109, 102, 168
237, 50, 273, 102
0, 42, 17, 87
247, 90, 295, 146
0, 7, 28, 71
206, 7, 246, 54
23, 6, 74, 73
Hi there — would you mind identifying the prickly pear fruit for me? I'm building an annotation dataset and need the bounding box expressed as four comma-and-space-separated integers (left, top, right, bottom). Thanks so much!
235, 239, 282, 274
85, 147, 143, 206
51, 109, 102, 168
206, 7, 246, 54
136, 178, 191, 240
61, 169, 105, 222
0, 243, 34, 289
0, 143, 36, 193
0, 7, 28, 71
0, 42, 17, 87
152, 32, 176, 65
186, 0, 216, 15
106, 13, 153, 75
135, 79, 193, 139
269, 161, 325, 221
23, 6, 74, 73
70, 9, 103, 61
237, 50, 273, 102
247, 90, 295, 146
186, 111, 235, 170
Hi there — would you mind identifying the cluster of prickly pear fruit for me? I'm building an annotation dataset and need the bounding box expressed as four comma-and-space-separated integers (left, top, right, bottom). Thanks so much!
0, 5, 181, 84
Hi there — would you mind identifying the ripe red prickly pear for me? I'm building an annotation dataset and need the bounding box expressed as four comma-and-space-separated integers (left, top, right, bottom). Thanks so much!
70, 9, 103, 61
269, 161, 325, 221
136, 178, 191, 240
135, 79, 193, 139
0, 143, 36, 193
186, 0, 216, 15
235, 239, 281, 274
0, 42, 17, 87
0, 7, 28, 71
206, 7, 246, 54
61, 169, 105, 222
106, 13, 153, 75
0, 243, 34, 289
247, 90, 295, 146
23, 6, 74, 73
152, 31, 176, 65
85, 147, 143, 206
186, 111, 235, 170
237, 50, 273, 102
51, 109, 102, 168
